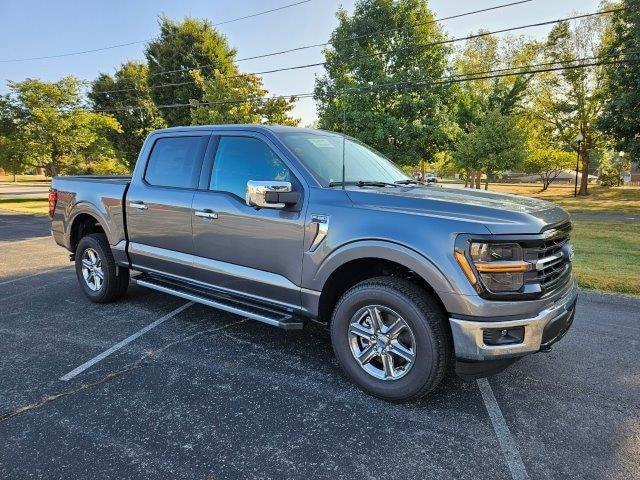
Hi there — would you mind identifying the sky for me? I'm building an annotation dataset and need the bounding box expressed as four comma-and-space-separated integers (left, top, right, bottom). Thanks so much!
0, 0, 601, 125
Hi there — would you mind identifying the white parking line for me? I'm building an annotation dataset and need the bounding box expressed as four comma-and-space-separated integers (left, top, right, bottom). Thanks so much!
60, 301, 193, 381
0, 265, 71, 286
477, 378, 529, 480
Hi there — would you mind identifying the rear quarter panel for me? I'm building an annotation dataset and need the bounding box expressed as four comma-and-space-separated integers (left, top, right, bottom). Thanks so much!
51, 176, 130, 250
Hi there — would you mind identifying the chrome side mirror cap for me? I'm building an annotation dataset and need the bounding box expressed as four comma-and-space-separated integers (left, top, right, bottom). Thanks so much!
246, 180, 299, 209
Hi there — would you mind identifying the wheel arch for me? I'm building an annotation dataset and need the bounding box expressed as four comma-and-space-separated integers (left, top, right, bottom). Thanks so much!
312, 241, 454, 322
68, 208, 110, 252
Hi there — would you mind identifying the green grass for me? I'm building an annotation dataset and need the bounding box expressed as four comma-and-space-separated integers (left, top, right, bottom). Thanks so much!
570, 220, 640, 295
0, 175, 50, 184
488, 183, 640, 214
0, 197, 49, 215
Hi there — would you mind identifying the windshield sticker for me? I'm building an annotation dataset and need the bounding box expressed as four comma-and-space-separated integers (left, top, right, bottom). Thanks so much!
308, 138, 335, 148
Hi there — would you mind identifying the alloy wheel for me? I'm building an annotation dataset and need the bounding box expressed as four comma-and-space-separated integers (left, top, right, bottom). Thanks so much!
81, 247, 104, 292
347, 305, 416, 380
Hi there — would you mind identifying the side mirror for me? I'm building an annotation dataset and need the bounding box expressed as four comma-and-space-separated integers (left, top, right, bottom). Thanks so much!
246, 180, 300, 209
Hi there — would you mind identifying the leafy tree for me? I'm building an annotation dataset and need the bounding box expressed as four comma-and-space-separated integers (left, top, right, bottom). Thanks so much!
528, 13, 611, 195
4, 77, 122, 176
522, 148, 575, 190
145, 16, 237, 126
453, 34, 540, 186
190, 70, 298, 126
314, 0, 456, 167
0, 95, 25, 177
89, 61, 166, 169
454, 34, 541, 125
453, 109, 526, 189
598, 0, 640, 160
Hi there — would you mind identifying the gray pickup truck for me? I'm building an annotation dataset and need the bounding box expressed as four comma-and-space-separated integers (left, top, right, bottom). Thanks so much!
50, 125, 577, 401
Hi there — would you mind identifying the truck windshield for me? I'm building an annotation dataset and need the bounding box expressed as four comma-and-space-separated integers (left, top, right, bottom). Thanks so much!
278, 131, 410, 186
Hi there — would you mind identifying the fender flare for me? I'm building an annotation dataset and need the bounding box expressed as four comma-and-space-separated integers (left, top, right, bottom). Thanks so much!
66, 202, 116, 248
311, 239, 455, 294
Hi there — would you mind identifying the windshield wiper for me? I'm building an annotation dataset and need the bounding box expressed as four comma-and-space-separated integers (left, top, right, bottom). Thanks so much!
394, 179, 424, 185
329, 180, 398, 188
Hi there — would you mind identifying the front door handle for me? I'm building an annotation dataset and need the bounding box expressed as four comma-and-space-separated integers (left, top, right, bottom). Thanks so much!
194, 209, 218, 219
129, 201, 148, 210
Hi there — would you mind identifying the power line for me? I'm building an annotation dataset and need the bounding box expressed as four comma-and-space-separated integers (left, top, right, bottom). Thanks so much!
93, 61, 326, 95
92, 6, 625, 96
92, 53, 638, 113
0, 0, 313, 63
147, 0, 534, 79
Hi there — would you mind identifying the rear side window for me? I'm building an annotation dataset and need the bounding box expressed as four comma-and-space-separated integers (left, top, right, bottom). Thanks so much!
144, 136, 204, 188
210, 136, 290, 199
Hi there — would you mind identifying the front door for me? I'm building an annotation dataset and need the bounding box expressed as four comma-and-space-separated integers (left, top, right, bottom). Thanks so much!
126, 133, 210, 278
191, 133, 306, 309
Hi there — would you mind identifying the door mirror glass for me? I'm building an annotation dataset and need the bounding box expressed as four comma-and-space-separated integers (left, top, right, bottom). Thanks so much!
246, 180, 299, 209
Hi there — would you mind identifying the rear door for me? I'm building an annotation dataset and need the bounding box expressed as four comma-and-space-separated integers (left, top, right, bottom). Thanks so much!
126, 131, 211, 278
190, 131, 307, 309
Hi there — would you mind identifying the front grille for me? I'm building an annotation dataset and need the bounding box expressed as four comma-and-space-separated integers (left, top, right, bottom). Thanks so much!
524, 222, 572, 293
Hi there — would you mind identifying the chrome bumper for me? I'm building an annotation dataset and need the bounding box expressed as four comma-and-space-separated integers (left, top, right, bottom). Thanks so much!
449, 280, 578, 361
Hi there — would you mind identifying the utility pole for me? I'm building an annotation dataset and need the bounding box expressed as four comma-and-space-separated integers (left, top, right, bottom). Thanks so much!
618, 151, 625, 187
574, 133, 583, 198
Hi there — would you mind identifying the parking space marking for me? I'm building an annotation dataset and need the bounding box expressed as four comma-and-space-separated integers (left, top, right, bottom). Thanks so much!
60, 301, 194, 381
477, 378, 529, 480
0, 265, 71, 286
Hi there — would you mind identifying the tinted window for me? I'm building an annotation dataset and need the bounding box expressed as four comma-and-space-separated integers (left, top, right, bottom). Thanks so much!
145, 136, 204, 188
210, 136, 290, 198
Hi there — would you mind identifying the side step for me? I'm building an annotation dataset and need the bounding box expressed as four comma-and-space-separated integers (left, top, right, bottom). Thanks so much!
132, 274, 304, 330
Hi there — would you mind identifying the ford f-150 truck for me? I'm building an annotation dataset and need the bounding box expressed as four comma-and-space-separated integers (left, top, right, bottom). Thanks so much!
50, 125, 577, 401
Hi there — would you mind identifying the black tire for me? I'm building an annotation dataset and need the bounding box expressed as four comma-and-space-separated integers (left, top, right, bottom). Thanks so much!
330, 277, 451, 402
75, 233, 129, 303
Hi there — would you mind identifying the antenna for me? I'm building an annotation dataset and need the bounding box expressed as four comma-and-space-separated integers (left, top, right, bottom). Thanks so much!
341, 104, 346, 190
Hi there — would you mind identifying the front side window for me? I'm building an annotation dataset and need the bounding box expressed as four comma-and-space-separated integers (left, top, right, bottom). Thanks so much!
278, 131, 409, 185
210, 136, 290, 199
144, 136, 204, 189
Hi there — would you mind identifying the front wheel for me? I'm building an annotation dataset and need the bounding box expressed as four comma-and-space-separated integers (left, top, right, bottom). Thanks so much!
75, 233, 129, 303
330, 277, 451, 402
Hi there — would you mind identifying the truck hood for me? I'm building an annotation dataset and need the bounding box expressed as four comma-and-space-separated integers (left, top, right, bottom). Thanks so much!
344, 184, 570, 234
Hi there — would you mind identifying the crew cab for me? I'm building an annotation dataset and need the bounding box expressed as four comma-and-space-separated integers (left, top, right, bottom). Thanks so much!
50, 125, 577, 401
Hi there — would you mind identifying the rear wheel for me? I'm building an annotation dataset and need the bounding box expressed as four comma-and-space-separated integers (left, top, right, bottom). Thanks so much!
75, 233, 129, 303
330, 277, 451, 402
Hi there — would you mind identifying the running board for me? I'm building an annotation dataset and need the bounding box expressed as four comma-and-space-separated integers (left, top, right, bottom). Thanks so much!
132, 275, 303, 330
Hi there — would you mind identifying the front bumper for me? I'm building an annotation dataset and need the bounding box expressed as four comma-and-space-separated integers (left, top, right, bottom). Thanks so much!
449, 280, 578, 361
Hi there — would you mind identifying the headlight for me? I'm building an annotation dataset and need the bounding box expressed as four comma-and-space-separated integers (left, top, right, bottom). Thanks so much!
457, 242, 531, 293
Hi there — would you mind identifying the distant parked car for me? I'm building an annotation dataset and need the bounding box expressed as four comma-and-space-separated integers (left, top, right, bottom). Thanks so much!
425, 173, 437, 183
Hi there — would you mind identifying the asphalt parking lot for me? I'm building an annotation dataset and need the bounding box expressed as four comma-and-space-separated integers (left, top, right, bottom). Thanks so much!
0, 212, 638, 480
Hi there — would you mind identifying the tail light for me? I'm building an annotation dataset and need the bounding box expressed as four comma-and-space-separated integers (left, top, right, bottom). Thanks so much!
48, 188, 58, 218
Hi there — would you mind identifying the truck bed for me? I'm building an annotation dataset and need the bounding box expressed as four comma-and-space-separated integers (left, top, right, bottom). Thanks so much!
53, 175, 132, 184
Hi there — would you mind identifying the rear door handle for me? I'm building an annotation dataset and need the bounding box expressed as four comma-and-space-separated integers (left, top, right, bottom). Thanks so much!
129, 201, 148, 210
194, 209, 218, 219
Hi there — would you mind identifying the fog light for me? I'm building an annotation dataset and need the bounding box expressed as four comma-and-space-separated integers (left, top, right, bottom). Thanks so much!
483, 326, 525, 346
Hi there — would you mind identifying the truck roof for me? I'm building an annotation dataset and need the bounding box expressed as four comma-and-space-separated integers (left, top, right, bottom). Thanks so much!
151, 124, 336, 136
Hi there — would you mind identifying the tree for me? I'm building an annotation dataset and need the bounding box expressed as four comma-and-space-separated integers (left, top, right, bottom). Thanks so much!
453, 109, 526, 189
528, 13, 612, 195
89, 61, 166, 169
598, 0, 640, 160
522, 148, 575, 190
0, 95, 25, 178
145, 16, 237, 126
190, 70, 298, 126
4, 77, 122, 176
453, 33, 540, 187
454, 34, 541, 122
314, 0, 456, 167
